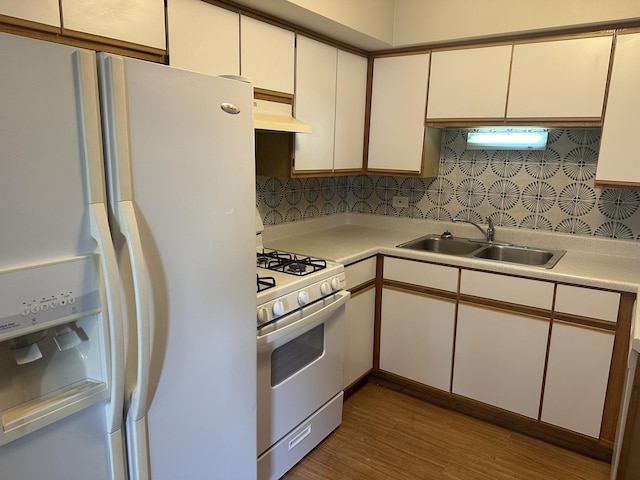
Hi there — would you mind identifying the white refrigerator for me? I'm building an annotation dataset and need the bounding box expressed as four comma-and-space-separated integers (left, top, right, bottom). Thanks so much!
0, 32, 257, 480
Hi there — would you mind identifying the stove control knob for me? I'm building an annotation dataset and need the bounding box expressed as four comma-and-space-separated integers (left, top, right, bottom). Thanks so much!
330, 277, 341, 291
272, 300, 284, 317
257, 308, 268, 324
320, 282, 331, 295
297, 290, 310, 306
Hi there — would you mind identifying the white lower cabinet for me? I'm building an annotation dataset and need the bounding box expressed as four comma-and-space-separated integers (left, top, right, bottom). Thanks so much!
343, 286, 376, 389
380, 288, 455, 391
452, 303, 549, 418
541, 322, 614, 437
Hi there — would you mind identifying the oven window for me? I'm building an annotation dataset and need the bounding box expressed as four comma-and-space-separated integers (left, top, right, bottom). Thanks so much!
271, 324, 324, 386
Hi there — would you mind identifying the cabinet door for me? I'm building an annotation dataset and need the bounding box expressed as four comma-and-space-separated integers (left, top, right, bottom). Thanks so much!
380, 288, 455, 391
453, 304, 549, 418
344, 287, 376, 389
294, 36, 337, 172
0, 0, 60, 28
334, 50, 367, 171
240, 15, 294, 94
507, 36, 612, 119
541, 322, 614, 437
368, 53, 430, 173
167, 0, 239, 76
427, 45, 511, 120
62, 0, 166, 50
596, 32, 640, 187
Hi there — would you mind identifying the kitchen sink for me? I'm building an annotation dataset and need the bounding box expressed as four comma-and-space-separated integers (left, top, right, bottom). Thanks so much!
398, 233, 565, 269
472, 244, 564, 268
397, 235, 485, 255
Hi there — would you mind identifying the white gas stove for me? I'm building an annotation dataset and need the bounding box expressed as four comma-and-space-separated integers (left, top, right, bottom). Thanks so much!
255, 210, 346, 334
256, 248, 345, 331
255, 211, 348, 480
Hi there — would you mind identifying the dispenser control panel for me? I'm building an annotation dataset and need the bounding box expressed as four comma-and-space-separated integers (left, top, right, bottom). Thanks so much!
0, 255, 101, 341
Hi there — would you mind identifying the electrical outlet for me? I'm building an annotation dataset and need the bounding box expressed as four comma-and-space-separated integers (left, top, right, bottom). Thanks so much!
392, 196, 409, 208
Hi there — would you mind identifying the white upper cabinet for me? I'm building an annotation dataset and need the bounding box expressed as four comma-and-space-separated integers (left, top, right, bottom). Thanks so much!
334, 50, 368, 171
427, 45, 512, 121
294, 36, 338, 172
596, 31, 640, 187
368, 53, 430, 173
295, 37, 367, 173
240, 15, 294, 94
167, 0, 239, 76
0, 0, 60, 28
507, 35, 612, 119
62, 0, 166, 50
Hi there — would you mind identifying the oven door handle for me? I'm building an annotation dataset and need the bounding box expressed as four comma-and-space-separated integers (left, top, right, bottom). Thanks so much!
257, 290, 350, 346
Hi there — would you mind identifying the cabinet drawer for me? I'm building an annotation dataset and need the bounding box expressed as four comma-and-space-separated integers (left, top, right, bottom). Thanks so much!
460, 270, 553, 309
384, 257, 458, 292
555, 284, 620, 322
345, 257, 377, 291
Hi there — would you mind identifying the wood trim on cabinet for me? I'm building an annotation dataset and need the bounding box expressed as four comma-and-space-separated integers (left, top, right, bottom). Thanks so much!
425, 119, 604, 128
0, 20, 167, 64
616, 353, 640, 480
369, 24, 636, 57
537, 284, 558, 422
372, 255, 384, 372
366, 167, 420, 176
0, 14, 59, 34
361, 56, 374, 173
600, 292, 636, 442
599, 30, 618, 136
512, 30, 615, 46
370, 370, 614, 461
61, 29, 166, 57
594, 180, 640, 190
382, 280, 457, 302
253, 88, 294, 104
458, 295, 551, 320
349, 281, 375, 297
552, 313, 618, 332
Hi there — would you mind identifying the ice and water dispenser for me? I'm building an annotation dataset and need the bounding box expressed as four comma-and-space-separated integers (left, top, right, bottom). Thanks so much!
0, 255, 111, 444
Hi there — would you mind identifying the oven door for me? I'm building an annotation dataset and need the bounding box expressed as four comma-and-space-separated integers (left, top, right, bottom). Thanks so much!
257, 290, 349, 455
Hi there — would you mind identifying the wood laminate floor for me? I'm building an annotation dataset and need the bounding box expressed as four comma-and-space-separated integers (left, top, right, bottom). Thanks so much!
284, 381, 611, 480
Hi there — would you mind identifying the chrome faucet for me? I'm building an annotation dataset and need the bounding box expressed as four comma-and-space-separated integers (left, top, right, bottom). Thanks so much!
453, 217, 495, 242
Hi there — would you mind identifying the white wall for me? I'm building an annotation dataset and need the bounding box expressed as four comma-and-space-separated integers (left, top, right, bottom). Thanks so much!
394, 0, 640, 46
290, 0, 395, 44
234, 0, 640, 50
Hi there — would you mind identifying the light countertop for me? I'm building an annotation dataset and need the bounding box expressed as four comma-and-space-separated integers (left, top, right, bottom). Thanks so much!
262, 213, 640, 352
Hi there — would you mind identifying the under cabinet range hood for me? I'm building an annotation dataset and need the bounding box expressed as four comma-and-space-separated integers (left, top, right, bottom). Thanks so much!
253, 98, 312, 133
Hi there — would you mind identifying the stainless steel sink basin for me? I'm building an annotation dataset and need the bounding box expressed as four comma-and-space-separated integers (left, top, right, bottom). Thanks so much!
398, 233, 565, 269
472, 244, 565, 268
398, 235, 485, 255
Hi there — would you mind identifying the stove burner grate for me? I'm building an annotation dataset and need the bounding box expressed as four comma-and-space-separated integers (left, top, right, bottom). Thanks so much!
257, 274, 276, 293
257, 249, 327, 276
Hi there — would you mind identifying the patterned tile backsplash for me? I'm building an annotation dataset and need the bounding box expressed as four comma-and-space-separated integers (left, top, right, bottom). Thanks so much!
256, 128, 640, 240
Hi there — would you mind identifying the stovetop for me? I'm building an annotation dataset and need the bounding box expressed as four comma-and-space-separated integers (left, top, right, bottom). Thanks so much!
256, 248, 345, 311
257, 249, 328, 276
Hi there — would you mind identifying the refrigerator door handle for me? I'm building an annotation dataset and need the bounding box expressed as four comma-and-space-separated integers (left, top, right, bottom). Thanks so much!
90, 203, 128, 479
75, 49, 127, 479
119, 200, 152, 422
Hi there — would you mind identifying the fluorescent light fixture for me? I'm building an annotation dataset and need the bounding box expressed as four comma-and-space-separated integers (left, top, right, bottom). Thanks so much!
466, 128, 548, 150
